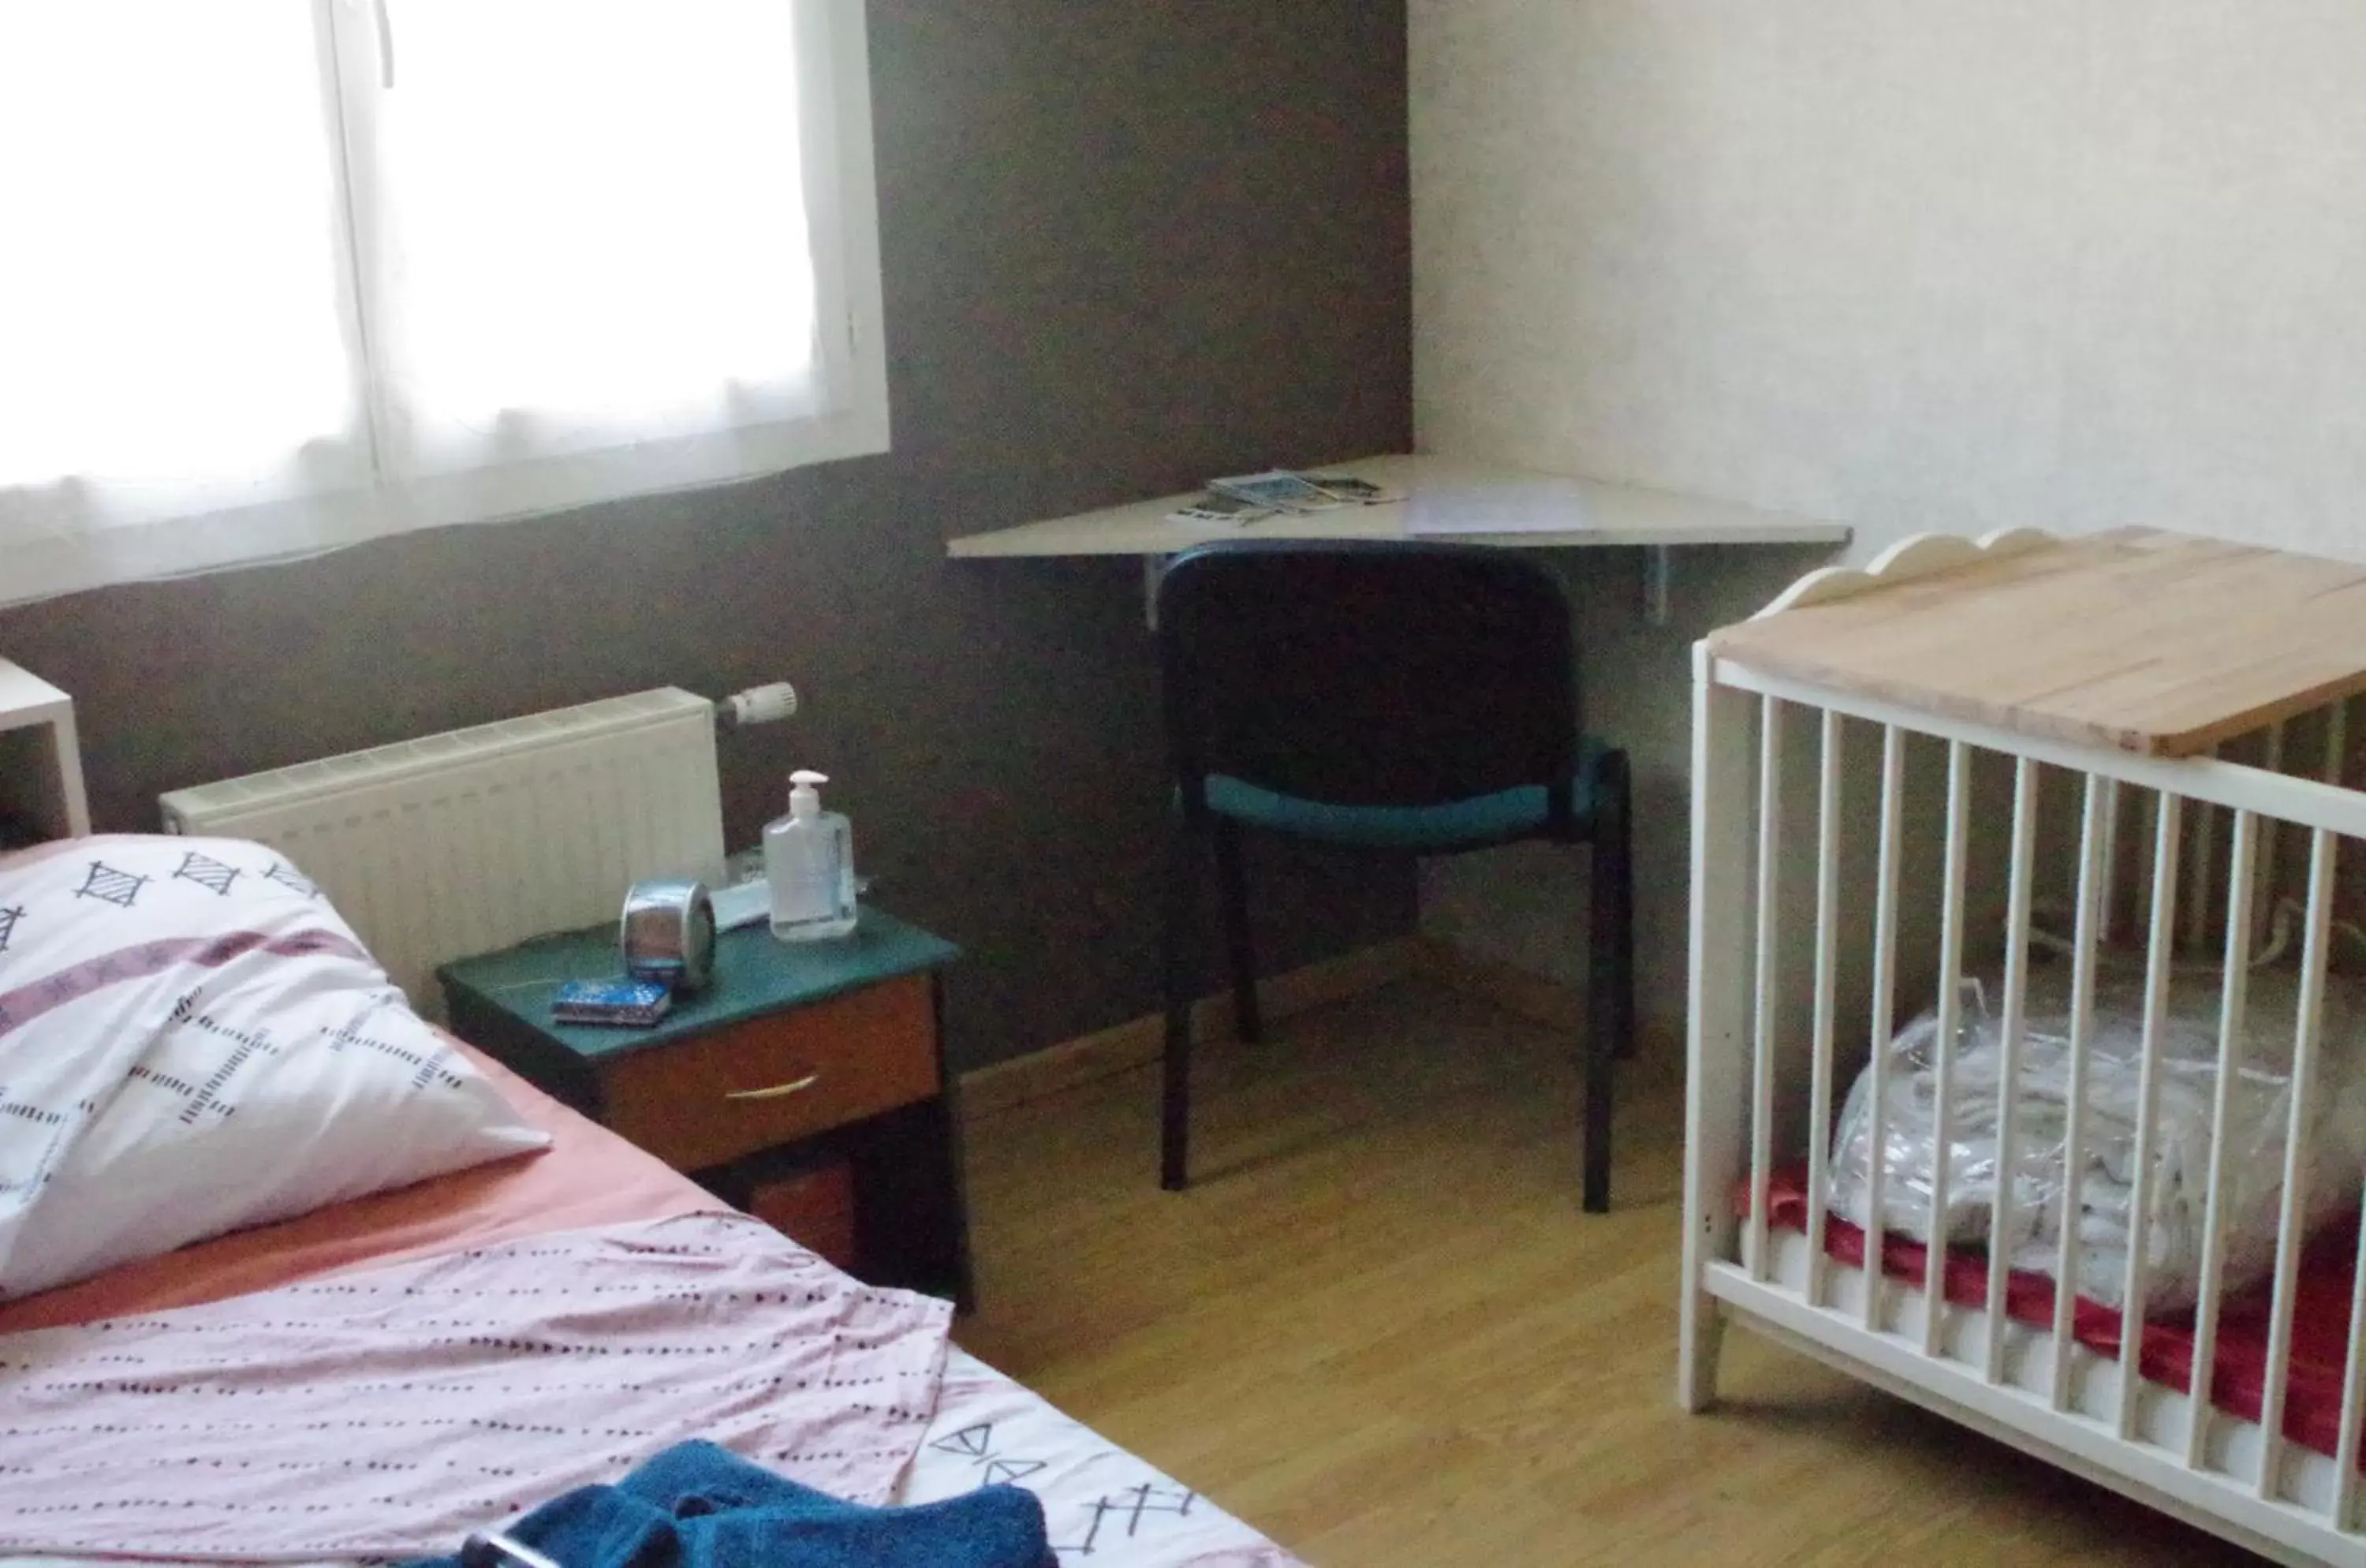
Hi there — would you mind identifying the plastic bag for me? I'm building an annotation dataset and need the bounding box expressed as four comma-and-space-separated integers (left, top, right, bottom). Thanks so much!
1827, 954, 2366, 1317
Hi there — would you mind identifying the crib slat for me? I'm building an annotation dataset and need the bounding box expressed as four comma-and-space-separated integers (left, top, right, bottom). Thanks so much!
2185, 808, 2259, 1473
2256, 827, 2338, 1502
1923, 741, 1973, 1361
1806, 711, 1843, 1308
1748, 696, 1784, 1282
1863, 725, 1908, 1335
2115, 793, 2183, 1440
2329, 706, 2358, 1518
1681, 654, 1758, 1413
2051, 773, 2112, 1413
2316, 821, 2360, 1531
1983, 758, 2040, 1384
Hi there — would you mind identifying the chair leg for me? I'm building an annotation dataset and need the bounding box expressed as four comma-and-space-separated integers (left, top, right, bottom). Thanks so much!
1582, 749, 1635, 1213
1162, 816, 1202, 1192
1580, 980, 1615, 1215
1211, 819, 1262, 1044
1603, 752, 1636, 1062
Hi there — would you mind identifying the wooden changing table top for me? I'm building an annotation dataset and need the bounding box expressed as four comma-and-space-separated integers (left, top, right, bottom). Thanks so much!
1707, 527, 2366, 757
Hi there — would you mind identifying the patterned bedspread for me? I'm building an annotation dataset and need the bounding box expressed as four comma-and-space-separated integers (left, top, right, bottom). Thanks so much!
912, 1352, 1306, 1567
0, 1214, 951, 1562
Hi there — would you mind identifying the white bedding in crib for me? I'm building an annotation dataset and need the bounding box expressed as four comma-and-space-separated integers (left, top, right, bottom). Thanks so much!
1828, 956, 2366, 1315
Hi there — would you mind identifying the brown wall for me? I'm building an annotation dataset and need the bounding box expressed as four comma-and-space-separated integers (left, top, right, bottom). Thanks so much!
0, 0, 1416, 1071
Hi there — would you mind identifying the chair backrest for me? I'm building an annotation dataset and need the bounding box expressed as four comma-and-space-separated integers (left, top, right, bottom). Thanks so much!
1157, 539, 1578, 821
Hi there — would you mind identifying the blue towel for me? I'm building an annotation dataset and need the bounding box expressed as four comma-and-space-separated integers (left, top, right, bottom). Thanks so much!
406, 1441, 1053, 1568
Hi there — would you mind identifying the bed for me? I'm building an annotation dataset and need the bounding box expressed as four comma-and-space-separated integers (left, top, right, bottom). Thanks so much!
0, 835, 1299, 1566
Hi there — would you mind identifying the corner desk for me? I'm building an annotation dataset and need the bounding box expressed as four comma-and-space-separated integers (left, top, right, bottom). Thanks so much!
945, 453, 1852, 625
943, 454, 1849, 1189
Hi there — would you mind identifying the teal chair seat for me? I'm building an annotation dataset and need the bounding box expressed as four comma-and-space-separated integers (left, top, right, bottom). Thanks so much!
1201, 737, 1616, 850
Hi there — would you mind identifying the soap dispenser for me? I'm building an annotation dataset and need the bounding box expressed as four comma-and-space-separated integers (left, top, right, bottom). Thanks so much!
765, 770, 857, 942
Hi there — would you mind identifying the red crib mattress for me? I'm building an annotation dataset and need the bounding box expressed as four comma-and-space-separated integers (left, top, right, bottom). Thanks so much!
1756, 1169, 2364, 1465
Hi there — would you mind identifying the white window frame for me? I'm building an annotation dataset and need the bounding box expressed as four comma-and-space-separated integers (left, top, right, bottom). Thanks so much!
2, 0, 890, 609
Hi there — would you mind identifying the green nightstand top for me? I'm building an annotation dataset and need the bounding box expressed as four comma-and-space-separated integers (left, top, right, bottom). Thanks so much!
438, 905, 960, 1062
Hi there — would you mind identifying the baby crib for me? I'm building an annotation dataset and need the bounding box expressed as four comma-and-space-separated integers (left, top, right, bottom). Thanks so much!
1680, 526, 2366, 1566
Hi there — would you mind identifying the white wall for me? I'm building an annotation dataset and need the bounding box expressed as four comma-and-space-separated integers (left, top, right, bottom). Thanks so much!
1410, 1, 2366, 1026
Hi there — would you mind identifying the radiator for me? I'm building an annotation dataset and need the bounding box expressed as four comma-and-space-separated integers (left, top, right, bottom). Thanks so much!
159, 689, 726, 1010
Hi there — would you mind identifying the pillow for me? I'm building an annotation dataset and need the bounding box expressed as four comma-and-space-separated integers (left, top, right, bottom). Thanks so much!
0, 834, 549, 1298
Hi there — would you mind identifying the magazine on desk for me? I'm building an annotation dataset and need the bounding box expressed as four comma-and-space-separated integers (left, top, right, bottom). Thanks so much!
1157, 464, 1595, 536
1161, 469, 1406, 528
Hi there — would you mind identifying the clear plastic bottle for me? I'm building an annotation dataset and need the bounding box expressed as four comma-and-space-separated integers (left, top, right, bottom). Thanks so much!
764, 770, 857, 942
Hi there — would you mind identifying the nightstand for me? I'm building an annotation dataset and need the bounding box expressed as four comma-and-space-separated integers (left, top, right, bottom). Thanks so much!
438, 906, 972, 1309
0, 659, 90, 846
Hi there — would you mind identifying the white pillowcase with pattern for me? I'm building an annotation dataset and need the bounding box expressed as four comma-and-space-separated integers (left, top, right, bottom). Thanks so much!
0, 834, 547, 1299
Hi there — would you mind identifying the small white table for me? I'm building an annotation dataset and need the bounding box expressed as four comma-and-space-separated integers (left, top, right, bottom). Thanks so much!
0, 658, 91, 844
945, 453, 1851, 624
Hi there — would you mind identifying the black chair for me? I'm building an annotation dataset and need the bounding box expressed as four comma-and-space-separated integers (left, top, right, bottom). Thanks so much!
1155, 539, 1633, 1211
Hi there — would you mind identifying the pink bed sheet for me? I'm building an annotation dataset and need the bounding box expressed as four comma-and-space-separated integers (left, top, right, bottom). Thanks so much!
0, 1037, 719, 1335
0, 1211, 953, 1558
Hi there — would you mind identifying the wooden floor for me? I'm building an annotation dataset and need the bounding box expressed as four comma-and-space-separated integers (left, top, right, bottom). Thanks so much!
955, 977, 2267, 1566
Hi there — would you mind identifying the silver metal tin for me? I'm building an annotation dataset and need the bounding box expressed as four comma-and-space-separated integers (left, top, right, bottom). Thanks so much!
619, 878, 716, 992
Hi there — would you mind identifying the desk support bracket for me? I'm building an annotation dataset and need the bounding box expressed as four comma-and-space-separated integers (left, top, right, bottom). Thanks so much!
1144, 554, 1170, 632
1643, 546, 1674, 627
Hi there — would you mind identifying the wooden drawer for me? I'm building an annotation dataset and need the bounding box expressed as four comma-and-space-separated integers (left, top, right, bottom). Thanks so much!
746, 1159, 858, 1271
598, 974, 938, 1172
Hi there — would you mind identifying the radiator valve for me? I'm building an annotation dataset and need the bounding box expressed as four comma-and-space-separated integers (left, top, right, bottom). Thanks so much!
721, 682, 799, 728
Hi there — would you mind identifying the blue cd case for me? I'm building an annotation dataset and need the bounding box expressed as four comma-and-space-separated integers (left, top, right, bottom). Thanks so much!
550, 977, 673, 1028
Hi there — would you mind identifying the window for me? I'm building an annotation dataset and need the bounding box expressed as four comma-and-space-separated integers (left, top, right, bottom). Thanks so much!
0, 1, 888, 607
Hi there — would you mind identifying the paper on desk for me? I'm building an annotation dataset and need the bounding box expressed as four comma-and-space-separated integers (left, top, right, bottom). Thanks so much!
1405, 472, 1592, 536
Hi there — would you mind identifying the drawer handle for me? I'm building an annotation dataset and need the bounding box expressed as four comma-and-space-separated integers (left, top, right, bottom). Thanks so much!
726, 1071, 822, 1103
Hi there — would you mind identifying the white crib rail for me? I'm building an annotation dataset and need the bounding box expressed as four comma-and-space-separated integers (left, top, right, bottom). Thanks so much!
2114, 792, 2182, 1439
1693, 646, 2366, 1566
2185, 807, 2260, 1470
1923, 741, 1973, 1357
2258, 828, 2338, 1499
1747, 696, 1786, 1283
1862, 723, 1907, 1337
2051, 774, 2110, 1415
1806, 710, 1845, 1309
1678, 644, 1758, 1415
1982, 757, 2039, 1384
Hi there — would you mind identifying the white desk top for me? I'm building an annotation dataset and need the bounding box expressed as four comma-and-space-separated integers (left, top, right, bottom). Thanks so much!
945, 454, 1852, 558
